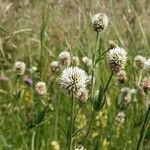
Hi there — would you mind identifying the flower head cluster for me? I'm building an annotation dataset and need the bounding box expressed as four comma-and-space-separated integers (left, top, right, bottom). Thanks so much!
35, 82, 47, 96
50, 61, 59, 72
75, 144, 86, 150
144, 59, 150, 72
134, 55, 146, 69
82, 56, 92, 67
117, 70, 127, 84
119, 87, 136, 105
91, 13, 108, 32
108, 47, 127, 72
59, 51, 71, 66
140, 78, 150, 93
74, 88, 88, 102
115, 112, 125, 125
60, 67, 89, 93
14, 61, 26, 75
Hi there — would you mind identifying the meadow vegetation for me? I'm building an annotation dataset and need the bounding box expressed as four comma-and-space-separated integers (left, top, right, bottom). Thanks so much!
0, 0, 150, 149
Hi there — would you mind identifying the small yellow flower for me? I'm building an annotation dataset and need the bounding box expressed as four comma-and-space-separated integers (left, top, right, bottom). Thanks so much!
102, 139, 110, 150
51, 141, 60, 150
23, 90, 31, 105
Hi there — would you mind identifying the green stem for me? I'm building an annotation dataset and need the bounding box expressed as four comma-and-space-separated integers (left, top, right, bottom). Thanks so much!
91, 32, 100, 97
137, 70, 142, 86
82, 72, 114, 146
82, 32, 100, 146
68, 93, 74, 150
136, 105, 150, 150
82, 111, 95, 145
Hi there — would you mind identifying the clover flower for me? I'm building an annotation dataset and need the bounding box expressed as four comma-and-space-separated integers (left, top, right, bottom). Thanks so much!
91, 13, 109, 32
50, 61, 59, 72
74, 88, 88, 101
141, 78, 150, 93
75, 144, 86, 150
134, 55, 146, 69
115, 112, 125, 125
14, 61, 26, 75
59, 66, 89, 93
117, 70, 127, 84
35, 82, 47, 96
108, 47, 127, 72
59, 51, 71, 66
119, 87, 136, 105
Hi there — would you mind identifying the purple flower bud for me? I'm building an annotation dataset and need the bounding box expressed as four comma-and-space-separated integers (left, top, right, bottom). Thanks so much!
24, 78, 33, 86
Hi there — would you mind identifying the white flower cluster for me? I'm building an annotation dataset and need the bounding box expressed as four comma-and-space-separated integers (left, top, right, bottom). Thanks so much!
108, 47, 127, 72
60, 66, 89, 101
91, 13, 109, 32
14, 61, 26, 75
115, 112, 125, 125
35, 82, 47, 96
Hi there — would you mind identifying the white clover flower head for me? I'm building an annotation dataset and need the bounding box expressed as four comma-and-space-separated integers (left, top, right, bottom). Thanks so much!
72, 56, 80, 66
82, 56, 92, 67
91, 13, 109, 32
134, 55, 146, 69
59, 51, 71, 66
119, 87, 133, 104
50, 61, 59, 72
117, 70, 127, 84
115, 112, 125, 124
14, 61, 26, 75
51, 140, 60, 150
75, 88, 88, 102
108, 47, 127, 72
35, 82, 47, 96
75, 144, 86, 150
144, 59, 150, 72
59, 66, 89, 92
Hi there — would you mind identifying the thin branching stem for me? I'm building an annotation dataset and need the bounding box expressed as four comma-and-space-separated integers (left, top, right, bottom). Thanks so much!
136, 105, 150, 150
